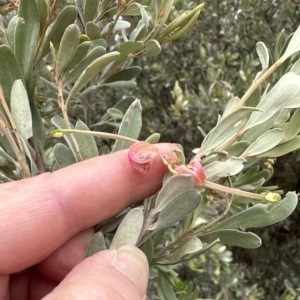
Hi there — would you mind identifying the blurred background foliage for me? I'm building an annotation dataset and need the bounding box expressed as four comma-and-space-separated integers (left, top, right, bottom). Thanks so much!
88, 0, 300, 299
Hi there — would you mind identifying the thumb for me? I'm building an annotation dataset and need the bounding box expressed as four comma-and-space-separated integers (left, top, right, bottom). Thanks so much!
43, 246, 149, 300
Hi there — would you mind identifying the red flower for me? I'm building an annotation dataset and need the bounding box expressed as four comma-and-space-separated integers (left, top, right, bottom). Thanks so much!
174, 155, 206, 185
128, 141, 158, 174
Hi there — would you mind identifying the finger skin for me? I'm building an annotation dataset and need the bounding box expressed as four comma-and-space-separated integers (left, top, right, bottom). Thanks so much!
42, 246, 149, 300
37, 229, 94, 282
0, 144, 177, 274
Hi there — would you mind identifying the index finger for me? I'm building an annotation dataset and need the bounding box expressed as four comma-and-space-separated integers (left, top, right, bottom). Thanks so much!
0, 143, 178, 274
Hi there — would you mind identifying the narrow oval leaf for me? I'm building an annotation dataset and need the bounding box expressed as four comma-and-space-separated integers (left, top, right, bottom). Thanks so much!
37, 0, 49, 35
14, 0, 40, 85
115, 41, 144, 66
111, 99, 142, 152
241, 128, 284, 157
86, 22, 101, 40
102, 20, 131, 35
10, 80, 32, 140
56, 24, 80, 80
53, 143, 77, 168
246, 72, 300, 129
6, 15, 18, 50
204, 157, 245, 181
227, 141, 250, 157
85, 232, 106, 258
63, 41, 91, 75
211, 192, 298, 231
199, 229, 261, 249
144, 39, 161, 57
110, 207, 144, 249
75, 120, 98, 160
254, 41, 269, 81
281, 108, 300, 142
66, 51, 120, 103
123, 3, 142, 15
102, 81, 137, 89
105, 66, 142, 83
0, 45, 24, 106
158, 237, 202, 264
63, 46, 106, 87
150, 189, 201, 231
83, 0, 99, 23
200, 107, 258, 156
38, 5, 77, 63
51, 115, 80, 161
241, 111, 280, 143
154, 175, 195, 214
145, 133, 161, 144
258, 136, 300, 158
283, 25, 300, 59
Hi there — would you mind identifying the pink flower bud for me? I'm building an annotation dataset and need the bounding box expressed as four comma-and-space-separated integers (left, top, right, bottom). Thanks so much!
174, 155, 206, 185
128, 141, 158, 174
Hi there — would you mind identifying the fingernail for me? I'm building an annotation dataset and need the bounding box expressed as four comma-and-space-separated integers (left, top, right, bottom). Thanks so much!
113, 245, 149, 290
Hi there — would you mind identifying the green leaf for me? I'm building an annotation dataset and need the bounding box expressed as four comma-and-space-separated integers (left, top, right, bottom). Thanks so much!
152, 0, 174, 38
102, 20, 131, 35
83, 0, 99, 23
221, 96, 239, 119
157, 237, 202, 264
63, 41, 91, 76
227, 141, 250, 157
6, 15, 18, 50
157, 270, 177, 300
66, 51, 120, 103
246, 72, 300, 129
107, 108, 123, 119
254, 41, 269, 81
38, 5, 77, 63
21, 138, 38, 176
150, 189, 201, 231
129, 19, 147, 41
105, 66, 142, 83
102, 81, 137, 89
199, 107, 258, 155
37, 0, 49, 35
123, 3, 143, 15
281, 108, 300, 142
211, 192, 298, 231
241, 111, 280, 143
111, 99, 142, 152
0, 45, 24, 106
110, 207, 144, 249
85, 232, 107, 258
86, 22, 101, 40
14, 0, 40, 86
258, 136, 300, 158
51, 116, 80, 161
10, 80, 32, 140
114, 41, 144, 66
56, 24, 80, 80
153, 175, 195, 214
241, 128, 284, 157
204, 157, 245, 181
283, 25, 300, 59
75, 120, 98, 160
143, 39, 161, 57
199, 229, 261, 249
53, 143, 77, 168
145, 133, 161, 144
63, 46, 106, 87
140, 237, 154, 264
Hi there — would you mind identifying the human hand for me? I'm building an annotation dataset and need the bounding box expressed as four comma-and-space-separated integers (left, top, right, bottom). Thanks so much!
0, 143, 177, 299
